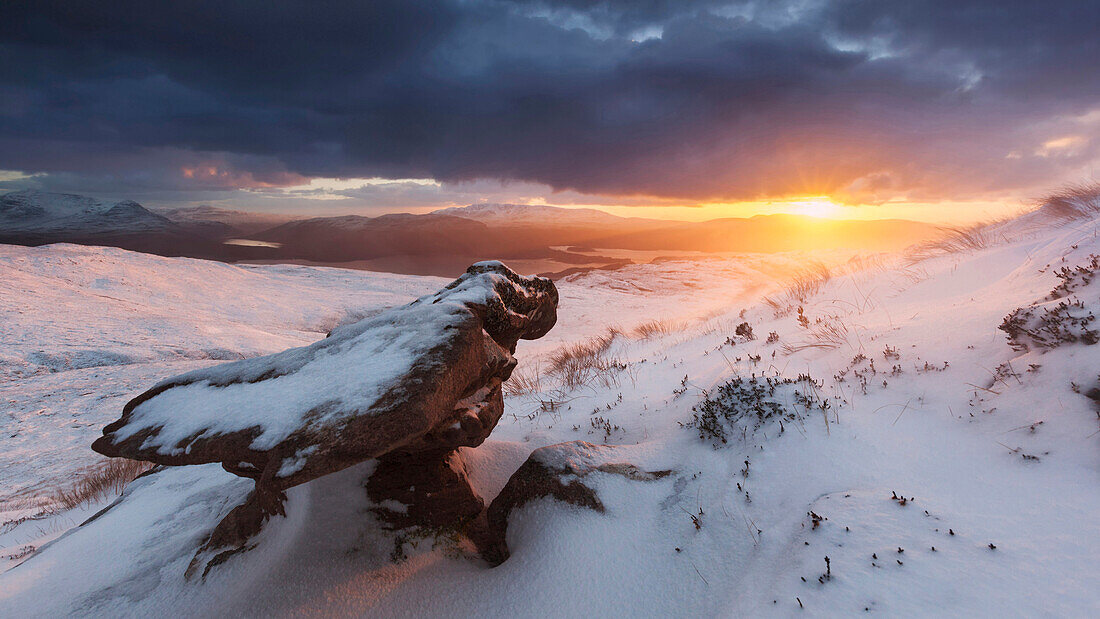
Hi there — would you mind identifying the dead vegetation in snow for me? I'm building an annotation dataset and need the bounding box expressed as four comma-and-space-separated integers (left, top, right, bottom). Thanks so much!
47, 458, 155, 510
1033, 182, 1100, 223
763, 262, 833, 317
999, 254, 1099, 351
904, 222, 1006, 264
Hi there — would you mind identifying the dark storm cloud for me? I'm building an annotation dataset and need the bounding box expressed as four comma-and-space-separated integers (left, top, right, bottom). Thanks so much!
1, 0, 1097, 203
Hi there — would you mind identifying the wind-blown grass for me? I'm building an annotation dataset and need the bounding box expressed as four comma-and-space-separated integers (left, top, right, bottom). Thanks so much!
503, 362, 543, 396
632, 319, 686, 339
546, 329, 624, 390
47, 458, 154, 510
904, 221, 1006, 264
1034, 182, 1100, 222
904, 183, 1100, 264
781, 316, 853, 354
763, 262, 833, 317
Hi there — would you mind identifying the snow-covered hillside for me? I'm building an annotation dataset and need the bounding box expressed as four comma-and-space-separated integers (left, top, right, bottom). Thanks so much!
0, 242, 799, 506
0, 244, 447, 505
1, 209, 1098, 616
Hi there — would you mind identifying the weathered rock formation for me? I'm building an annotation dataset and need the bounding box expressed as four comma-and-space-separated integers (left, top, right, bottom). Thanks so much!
92, 261, 557, 574
481, 441, 671, 566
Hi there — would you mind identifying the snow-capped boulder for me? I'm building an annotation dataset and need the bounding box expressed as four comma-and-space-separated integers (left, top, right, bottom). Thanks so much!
482, 441, 671, 565
91, 261, 557, 571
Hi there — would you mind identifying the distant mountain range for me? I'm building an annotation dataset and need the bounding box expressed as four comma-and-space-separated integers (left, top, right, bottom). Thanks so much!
0, 190, 941, 276
434, 203, 632, 225
155, 205, 296, 236
254, 213, 499, 262
0, 190, 261, 258
0, 190, 174, 234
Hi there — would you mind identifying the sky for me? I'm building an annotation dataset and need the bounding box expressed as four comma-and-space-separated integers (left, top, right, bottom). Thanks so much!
1, 0, 1098, 223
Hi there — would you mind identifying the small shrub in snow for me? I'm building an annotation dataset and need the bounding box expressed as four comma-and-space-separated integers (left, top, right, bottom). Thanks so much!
999, 255, 1099, 351
796, 306, 810, 328
686, 374, 829, 446
590, 416, 623, 440
735, 322, 755, 340
1048, 254, 1098, 299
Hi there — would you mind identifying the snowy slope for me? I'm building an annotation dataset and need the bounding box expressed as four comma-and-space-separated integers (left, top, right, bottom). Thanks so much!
2, 212, 1099, 616
0, 242, 806, 505
0, 244, 447, 504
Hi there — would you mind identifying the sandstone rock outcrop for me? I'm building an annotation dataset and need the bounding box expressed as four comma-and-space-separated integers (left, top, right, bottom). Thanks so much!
481, 441, 671, 566
92, 261, 557, 574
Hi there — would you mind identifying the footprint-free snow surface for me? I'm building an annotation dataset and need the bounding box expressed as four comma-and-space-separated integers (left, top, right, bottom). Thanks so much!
2, 215, 1099, 616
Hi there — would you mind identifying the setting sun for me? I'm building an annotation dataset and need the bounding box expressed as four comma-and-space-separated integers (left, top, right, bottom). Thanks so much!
786, 196, 845, 218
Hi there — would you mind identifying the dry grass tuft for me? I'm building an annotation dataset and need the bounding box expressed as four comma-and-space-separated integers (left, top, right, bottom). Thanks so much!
48, 458, 154, 510
787, 262, 832, 303
763, 262, 833, 317
781, 316, 853, 354
904, 222, 1004, 264
1034, 182, 1100, 222
508, 325, 652, 397
503, 363, 543, 397
547, 329, 624, 390
905, 182, 1099, 264
632, 319, 685, 339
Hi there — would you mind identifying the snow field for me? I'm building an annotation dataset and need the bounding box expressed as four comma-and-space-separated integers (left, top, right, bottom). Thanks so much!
2, 214, 1099, 615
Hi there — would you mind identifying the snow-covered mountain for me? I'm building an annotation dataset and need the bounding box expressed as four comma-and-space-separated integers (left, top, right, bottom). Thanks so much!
0, 190, 285, 261
157, 205, 296, 235
0, 190, 173, 234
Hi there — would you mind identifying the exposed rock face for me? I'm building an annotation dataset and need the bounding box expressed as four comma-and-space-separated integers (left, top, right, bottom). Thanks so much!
367, 450, 485, 530
481, 441, 671, 566
91, 261, 557, 573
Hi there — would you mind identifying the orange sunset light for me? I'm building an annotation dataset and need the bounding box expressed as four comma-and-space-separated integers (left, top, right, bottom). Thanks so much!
783, 196, 845, 219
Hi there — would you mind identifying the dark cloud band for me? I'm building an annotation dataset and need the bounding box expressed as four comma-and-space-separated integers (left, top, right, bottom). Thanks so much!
1, 0, 1097, 203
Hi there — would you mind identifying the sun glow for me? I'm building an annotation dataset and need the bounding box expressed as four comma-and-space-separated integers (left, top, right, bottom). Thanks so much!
786, 197, 845, 219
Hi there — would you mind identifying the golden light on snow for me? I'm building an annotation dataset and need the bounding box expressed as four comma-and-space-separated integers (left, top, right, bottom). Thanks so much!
675, 195, 853, 221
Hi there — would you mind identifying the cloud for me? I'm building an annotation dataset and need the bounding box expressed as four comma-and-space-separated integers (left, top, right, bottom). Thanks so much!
1, 0, 1098, 206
